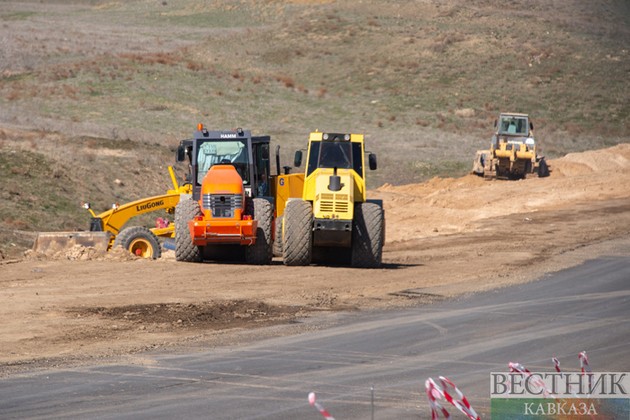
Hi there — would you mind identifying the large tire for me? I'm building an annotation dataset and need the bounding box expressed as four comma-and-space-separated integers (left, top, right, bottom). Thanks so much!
114, 226, 161, 259
175, 198, 202, 262
351, 202, 384, 268
273, 215, 283, 257
538, 158, 550, 178
282, 199, 313, 266
523, 160, 532, 178
245, 198, 273, 265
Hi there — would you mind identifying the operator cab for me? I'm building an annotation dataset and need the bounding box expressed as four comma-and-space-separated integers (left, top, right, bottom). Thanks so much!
176, 125, 270, 201
294, 132, 377, 179
496, 114, 532, 137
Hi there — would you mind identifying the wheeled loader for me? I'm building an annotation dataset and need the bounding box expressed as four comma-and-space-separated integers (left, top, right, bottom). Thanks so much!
472, 113, 550, 179
275, 131, 384, 268
32, 166, 192, 259
173, 125, 274, 264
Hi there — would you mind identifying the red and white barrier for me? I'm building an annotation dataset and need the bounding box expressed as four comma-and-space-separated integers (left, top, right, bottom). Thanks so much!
508, 361, 557, 399
552, 356, 561, 373
512, 352, 594, 400
552, 352, 596, 419
308, 392, 335, 420
579, 351, 592, 374
425, 376, 480, 420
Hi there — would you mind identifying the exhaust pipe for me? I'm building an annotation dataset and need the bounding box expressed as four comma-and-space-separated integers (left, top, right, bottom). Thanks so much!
328, 167, 343, 191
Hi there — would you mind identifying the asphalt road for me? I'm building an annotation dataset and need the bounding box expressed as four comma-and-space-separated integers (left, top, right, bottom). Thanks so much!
1, 257, 629, 419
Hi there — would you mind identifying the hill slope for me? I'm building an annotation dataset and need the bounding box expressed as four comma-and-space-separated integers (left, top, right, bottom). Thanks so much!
0, 0, 628, 257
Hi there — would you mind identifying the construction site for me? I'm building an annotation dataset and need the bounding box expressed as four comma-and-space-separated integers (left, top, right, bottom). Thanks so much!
2, 126, 629, 370
0, 0, 629, 418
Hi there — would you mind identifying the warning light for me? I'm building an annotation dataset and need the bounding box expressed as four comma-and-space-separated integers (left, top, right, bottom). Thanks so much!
197, 123, 209, 136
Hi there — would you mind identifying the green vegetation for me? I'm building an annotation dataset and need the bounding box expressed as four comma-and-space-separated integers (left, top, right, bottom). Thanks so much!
0, 0, 628, 257
0, 151, 81, 232
0, 11, 36, 21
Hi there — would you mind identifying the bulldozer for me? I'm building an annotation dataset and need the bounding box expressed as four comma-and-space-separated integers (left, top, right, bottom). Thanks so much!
472, 113, 550, 179
173, 125, 274, 264
275, 131, 384, 268
32, 166, 192, 259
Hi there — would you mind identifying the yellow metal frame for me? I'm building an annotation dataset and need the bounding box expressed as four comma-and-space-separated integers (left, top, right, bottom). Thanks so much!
311, 169, 354, 220
273, 132, 370, 223
273, 173, 305, 218
304, 132, 366, 221
493, 141, 536, 162
85, 166, 192, 249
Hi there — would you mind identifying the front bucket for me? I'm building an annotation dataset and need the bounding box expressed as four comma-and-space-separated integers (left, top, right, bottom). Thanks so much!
472, 150, 490, 176
32, 231, 112, 256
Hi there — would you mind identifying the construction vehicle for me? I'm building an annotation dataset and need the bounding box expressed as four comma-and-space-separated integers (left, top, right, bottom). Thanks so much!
276, 131, 384, 268
32, 166, 192, 259
271, 146, 301, 258
472, 113, 550, 179
33, 124, 274, 262
173, 125, 274, 264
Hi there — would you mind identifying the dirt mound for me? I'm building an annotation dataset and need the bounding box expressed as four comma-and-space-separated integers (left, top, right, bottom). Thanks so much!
375, 143, 630, 243
551, 143, 630, 177
71, 300, 303, 331
26, 244, 138, 262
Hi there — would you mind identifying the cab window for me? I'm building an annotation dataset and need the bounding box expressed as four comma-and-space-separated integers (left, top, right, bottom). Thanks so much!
196, 139, 249, 185
318, 141, 352, 169
306, 141, 320, 177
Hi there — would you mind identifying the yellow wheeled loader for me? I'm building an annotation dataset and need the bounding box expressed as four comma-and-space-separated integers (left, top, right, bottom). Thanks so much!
32, 166, 192, 259
472, 113, 550, 180
273, 131, 384, 268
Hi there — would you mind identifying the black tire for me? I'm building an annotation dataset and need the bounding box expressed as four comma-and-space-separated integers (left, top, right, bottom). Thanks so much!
175, 198, 202, 262
523, 160, 533, 178
245, 198, 273, 265
538, 158, 550, 177
351, 202, 384, 268
495, 163, 506, 179
114, 226, 161, 259
273, 215, 283, 257
282, 199, 313, 266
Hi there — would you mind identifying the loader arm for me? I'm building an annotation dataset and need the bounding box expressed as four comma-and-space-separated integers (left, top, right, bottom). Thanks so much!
94, 193, 183, 237
33, 191, 185, 257
33, 167, 192, 257
91, 165, 191, 238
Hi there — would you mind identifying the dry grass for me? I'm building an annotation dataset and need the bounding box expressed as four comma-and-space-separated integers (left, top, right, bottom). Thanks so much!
0, 0, 628, 257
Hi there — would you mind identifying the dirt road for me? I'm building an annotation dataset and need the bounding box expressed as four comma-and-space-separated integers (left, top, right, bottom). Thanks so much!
1, 144, 629, 375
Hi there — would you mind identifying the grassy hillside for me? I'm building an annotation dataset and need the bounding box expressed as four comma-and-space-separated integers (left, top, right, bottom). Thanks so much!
0, 0, 628, 257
